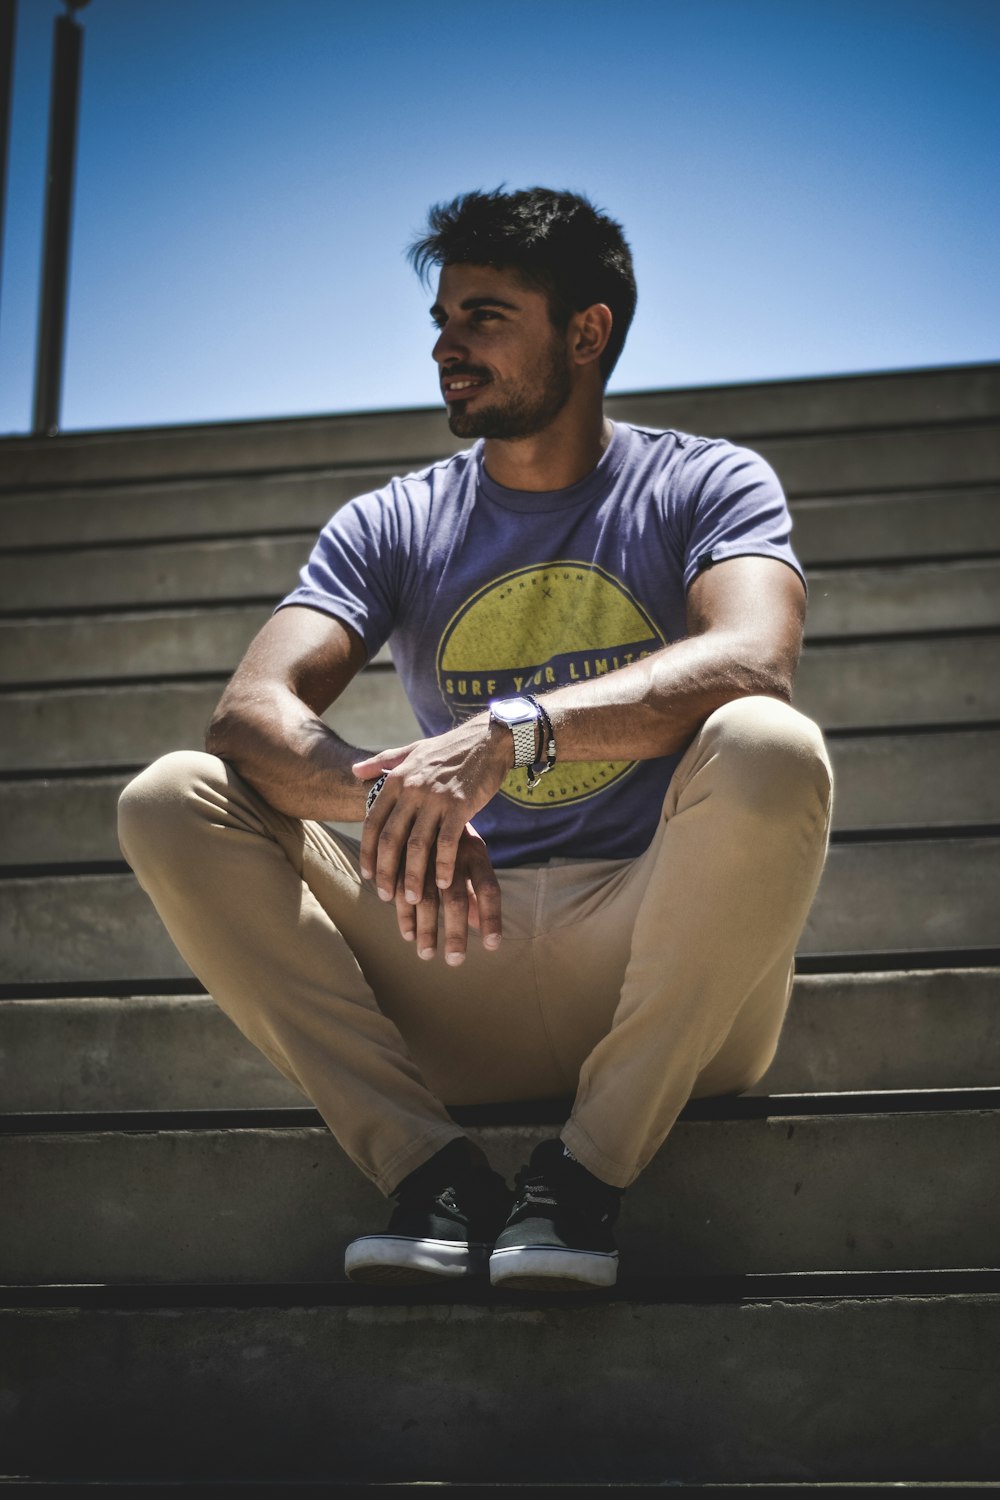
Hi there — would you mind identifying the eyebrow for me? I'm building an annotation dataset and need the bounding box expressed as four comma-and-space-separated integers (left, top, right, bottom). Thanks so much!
429, 295, 521, 320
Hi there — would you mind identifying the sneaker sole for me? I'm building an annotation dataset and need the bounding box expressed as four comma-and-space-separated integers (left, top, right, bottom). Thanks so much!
489, 1245, 618, 1291
345, 1234, 489, 1284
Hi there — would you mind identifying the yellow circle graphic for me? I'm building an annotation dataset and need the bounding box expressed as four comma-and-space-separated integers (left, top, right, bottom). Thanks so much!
436, 560, 667, 809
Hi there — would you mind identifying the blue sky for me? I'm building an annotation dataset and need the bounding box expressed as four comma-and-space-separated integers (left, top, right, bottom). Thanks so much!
1, 0, 997, 433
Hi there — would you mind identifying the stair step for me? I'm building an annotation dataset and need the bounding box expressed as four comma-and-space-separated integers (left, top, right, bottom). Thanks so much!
2, 635, 998, 776
2, 728, 997, 868
3, 971, 994, 1113
2, 364, 996, 490
0, 534, 307, 614
1, 838, 996, 987
799, 836, 999, 958
3, 471, 997, 565
2, 1284, 998, 1482
3, 1093, 999, 1282
793, 485, 1000, 566
3, 558, 998, 677
793, 633, 1000, 730
0, 669, 419, 774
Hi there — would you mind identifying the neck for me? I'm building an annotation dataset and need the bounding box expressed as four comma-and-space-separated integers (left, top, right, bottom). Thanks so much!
482, 387, 613, 493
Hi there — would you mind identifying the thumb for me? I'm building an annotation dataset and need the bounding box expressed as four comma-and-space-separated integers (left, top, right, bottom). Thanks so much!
351, 746, 410, 779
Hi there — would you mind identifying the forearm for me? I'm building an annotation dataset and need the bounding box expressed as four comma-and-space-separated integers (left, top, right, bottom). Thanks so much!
540, 631, 795, 763
205, 684, 373, 822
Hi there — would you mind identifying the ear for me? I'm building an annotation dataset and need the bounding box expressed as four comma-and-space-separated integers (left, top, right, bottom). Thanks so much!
569, 303, 613, 368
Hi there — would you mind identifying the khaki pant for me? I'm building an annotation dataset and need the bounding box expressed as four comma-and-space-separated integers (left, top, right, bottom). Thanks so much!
118, 695, 832, 1193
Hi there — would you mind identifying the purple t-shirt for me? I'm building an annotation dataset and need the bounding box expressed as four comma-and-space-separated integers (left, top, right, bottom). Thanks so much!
278, 421, 804, 866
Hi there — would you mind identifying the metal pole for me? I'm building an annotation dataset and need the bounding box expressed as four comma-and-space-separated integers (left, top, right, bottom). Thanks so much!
0, 0, 15, 333
32, 5, 85, 436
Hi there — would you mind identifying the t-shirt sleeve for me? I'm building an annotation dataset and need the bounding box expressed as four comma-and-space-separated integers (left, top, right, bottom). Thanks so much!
274, 487, 405, 661
680, 440, 805, 592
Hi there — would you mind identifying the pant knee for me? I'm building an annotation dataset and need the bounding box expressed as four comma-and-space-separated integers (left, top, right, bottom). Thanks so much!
698, 696, 833, 820
117, 750, 225, 868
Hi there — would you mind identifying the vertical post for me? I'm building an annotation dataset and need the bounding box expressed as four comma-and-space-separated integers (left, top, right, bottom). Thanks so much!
0, 0, 14, 333
32, 5, 85, 436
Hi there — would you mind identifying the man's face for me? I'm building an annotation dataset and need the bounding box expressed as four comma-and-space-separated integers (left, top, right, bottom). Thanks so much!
430, 263, 573, 440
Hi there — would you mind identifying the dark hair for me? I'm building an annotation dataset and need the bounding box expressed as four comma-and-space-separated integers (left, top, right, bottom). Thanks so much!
407, 187, 637, 383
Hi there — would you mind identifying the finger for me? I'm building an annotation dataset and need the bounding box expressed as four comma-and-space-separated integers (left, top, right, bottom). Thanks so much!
414, 882, 440, 961
394, 884, 417, 945
372, 801, 413, 901
352, 746, 411, 780
467, 851, 502, 951
359, 780, 397, 882
432, 813, 468, 893
440, 877, 470, 966
403, 808, 442, 906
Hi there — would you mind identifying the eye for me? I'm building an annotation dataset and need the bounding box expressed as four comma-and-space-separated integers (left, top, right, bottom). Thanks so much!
472, 309, 500, 322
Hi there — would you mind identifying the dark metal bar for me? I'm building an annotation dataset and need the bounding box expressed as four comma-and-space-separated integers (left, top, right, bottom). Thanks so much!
32, 9, 83, 436
0, 0, 15, 330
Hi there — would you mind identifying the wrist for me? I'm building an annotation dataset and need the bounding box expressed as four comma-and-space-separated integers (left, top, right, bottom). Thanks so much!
486, 716, 516, 772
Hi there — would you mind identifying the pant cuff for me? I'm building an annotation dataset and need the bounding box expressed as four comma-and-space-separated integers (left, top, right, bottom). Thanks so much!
561, 1119, 635, 1190
375, 1124, 468, 1197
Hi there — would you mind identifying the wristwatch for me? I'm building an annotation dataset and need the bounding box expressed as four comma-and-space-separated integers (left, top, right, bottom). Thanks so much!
489, 695, 541, 769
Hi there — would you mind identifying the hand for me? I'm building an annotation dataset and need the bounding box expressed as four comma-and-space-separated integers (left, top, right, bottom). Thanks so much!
353, 716, 512, 903
392, 824, 502, 964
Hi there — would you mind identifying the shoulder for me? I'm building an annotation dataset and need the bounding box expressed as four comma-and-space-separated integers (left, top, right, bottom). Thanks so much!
617, 421, 770, 471
611, 423, 780, 508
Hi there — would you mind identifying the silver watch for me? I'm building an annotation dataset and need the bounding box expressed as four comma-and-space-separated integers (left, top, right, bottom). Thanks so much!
489, 695, 541, 768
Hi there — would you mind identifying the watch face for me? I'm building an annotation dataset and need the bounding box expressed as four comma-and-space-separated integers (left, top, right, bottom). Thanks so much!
490, 696, 536, 725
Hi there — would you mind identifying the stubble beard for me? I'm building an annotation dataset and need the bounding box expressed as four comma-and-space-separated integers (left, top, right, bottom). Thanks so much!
446, 337, 573, 441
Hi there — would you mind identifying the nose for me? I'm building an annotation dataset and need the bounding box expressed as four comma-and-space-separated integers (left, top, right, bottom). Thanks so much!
432, 320, 467, 367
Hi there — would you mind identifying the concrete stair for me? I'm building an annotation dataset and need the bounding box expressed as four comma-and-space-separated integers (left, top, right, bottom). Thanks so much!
1, 363, 998, 1486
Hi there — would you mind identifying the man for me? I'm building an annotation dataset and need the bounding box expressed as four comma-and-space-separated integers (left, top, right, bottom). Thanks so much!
118, 188, 832, 1293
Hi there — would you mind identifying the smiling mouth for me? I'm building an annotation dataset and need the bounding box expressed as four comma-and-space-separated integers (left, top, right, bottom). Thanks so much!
442, 374, 490, 402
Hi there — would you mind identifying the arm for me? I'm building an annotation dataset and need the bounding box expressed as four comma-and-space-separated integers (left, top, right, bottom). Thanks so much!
354, 555, 806, 896
206, 603, 502, 960
526, 553, 805, 761
205, 605, 374, 822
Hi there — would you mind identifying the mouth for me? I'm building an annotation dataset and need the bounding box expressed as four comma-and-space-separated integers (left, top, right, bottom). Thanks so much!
441, 373, 491, 403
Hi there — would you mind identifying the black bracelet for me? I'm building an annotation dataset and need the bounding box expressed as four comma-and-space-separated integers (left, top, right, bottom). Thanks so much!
365, 771, 389, 816
524, 695, 556, 786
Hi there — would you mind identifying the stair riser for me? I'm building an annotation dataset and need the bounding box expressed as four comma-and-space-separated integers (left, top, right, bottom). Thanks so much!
2, 1296, 998, 1482
3, 637, 998, 776
3, 730, 997, 867
0, 671, 420, 775
3, 365, 998, 488
4, 480, 998, 561
2, 1111, 999, 1282
3, 973, 995, 1112
4, 560, 999, 678
1, 840, 996, 986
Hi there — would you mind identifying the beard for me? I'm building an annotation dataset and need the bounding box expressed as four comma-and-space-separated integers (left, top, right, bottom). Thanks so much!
445, 335, 573, 441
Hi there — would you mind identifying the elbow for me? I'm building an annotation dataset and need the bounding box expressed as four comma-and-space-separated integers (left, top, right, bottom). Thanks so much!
737, 647, 798, 706
205, 689, 246, 758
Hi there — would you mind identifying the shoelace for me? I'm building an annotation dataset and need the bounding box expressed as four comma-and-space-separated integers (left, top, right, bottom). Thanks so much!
510, 1169, 560, 1214
512, 1164, 617, 1225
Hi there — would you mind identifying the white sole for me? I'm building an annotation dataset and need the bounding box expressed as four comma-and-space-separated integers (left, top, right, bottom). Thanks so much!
345, 1234, 488, 1284
489, 1244, 618, 1290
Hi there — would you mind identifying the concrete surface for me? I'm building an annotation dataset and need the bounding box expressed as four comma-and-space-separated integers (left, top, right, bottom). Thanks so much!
1, 1293, 998, 1482
2, 1106, 999, 1282
3, 972, 996, 1113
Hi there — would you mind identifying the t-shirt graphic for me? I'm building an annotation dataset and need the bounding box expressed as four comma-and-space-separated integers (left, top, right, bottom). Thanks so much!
437, 560, 666, 807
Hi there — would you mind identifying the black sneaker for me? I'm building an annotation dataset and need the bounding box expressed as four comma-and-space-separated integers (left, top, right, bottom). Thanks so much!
344, 1137, 513, 1285
489, 1138, 622, 1291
